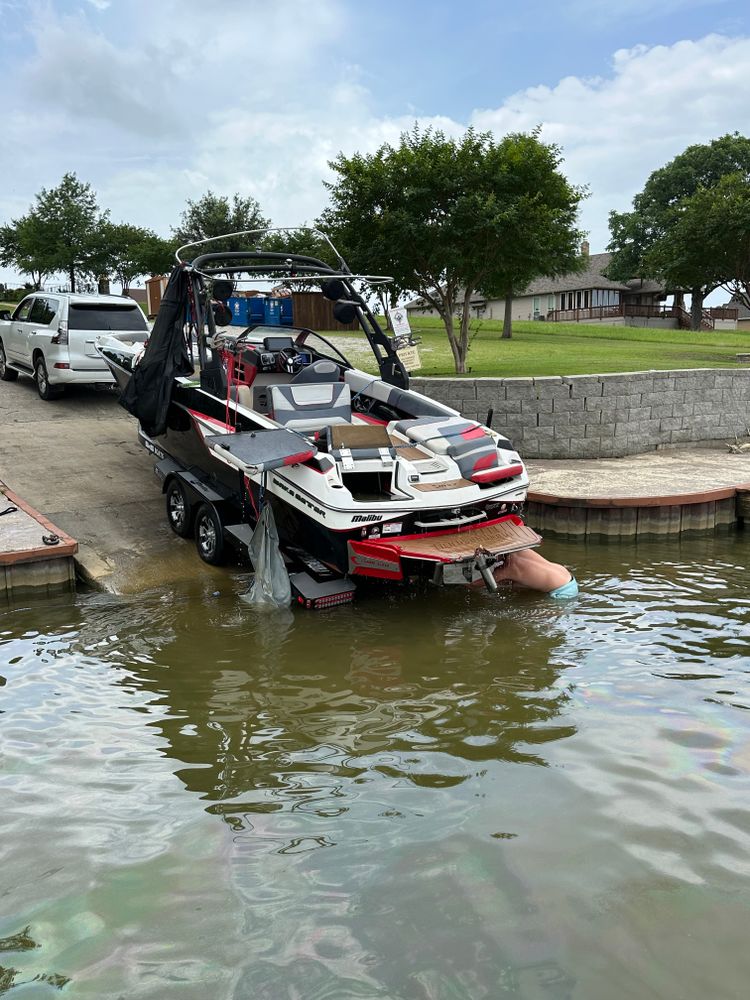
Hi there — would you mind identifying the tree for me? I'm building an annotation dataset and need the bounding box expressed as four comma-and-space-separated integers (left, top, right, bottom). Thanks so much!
173, 191, 270, 259
319, 126, 584, 372
100, 223, 177, 290
34, 173, 108, 291
0, 173, 108, 292
669, 172, 750, 311
0, 212, 50, 288
607, 133, 750, 330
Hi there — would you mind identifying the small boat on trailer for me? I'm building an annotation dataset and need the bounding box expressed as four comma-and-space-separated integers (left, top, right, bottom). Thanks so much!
97, 230, 540, 605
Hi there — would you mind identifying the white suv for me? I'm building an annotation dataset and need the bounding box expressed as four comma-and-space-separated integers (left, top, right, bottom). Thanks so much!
0, 292, 148, 400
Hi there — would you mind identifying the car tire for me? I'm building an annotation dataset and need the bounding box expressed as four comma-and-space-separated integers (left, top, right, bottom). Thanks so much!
35, 355, 62, 400
194, 503, 224, 565
166, 479, 193, 538
0, 340, 18, 381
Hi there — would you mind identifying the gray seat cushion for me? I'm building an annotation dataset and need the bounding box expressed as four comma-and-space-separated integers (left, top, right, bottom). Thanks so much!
292, 359, 343, 383
270, 382, 351, 432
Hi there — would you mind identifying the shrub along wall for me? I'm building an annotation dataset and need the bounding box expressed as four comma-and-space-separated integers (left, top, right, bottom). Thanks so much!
409, 369, 750, 459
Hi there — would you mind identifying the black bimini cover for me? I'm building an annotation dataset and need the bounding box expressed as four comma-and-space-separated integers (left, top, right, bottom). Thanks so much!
120, 266, 193, 436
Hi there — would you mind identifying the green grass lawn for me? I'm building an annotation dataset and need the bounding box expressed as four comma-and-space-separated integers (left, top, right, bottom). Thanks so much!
325, 316, 750, 377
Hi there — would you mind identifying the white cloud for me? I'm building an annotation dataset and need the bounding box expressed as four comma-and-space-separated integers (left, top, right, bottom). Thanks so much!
471, 34, 750, 250
1, 9, 749, 286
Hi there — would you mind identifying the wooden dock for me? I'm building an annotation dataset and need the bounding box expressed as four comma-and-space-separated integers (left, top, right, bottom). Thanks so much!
1, 484, 77, 601
527, 449, 750, 540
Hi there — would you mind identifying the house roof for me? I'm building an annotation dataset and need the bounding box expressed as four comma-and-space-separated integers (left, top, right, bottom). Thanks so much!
521, 253, 629, 295
405, 252, 669, 309
726, 296, 750, 318
522, 252, 667, 297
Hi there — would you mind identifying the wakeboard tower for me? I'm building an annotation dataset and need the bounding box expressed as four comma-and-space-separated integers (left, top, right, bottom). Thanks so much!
97, 228, 540, 606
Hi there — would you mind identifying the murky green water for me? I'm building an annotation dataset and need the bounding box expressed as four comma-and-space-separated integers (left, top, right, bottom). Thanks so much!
1, 534, 749, 999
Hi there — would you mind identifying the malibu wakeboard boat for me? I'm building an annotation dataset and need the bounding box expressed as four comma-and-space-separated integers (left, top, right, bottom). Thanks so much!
97, 230, 540, 604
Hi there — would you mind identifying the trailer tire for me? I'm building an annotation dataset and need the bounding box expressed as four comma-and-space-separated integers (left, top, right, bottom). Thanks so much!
194, 502, 225, 565
165, 478, 193, 538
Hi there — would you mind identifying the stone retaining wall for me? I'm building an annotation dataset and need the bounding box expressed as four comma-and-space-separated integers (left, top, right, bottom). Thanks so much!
409, 369, 750, 459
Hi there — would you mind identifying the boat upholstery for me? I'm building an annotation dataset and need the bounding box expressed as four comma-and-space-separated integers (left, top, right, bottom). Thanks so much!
292, 359, 342, 384
328, 423, 396, 465
344, 370, 451, 418
271, 382, 351, 432
394, 417, 514, 484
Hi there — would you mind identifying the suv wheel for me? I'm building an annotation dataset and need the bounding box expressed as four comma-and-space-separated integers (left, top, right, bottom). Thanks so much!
35, 355, 62, 400
0, 340, 18, 381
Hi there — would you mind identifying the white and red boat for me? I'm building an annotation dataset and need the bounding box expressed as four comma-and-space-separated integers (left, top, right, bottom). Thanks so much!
98, 231, 540, 602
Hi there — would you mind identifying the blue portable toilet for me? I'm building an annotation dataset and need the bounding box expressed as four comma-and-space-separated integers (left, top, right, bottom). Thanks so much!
279, 297, 293, 326
264, 298, 281, 326
248, 298, 265, 325
228, 297, 249, 326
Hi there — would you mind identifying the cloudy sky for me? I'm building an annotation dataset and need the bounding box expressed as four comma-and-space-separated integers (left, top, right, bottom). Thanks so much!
1, 0, 749, 284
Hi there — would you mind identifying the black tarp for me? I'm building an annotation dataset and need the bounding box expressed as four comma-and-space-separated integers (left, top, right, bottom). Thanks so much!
120, 266, 194, 437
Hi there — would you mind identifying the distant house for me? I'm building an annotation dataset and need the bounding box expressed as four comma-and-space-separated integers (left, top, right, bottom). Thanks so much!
406, 243, 675, 326
723, 295, 750, 331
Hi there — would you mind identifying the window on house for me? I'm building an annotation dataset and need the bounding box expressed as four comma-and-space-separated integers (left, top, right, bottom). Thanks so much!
533, 296, 540, 315
548, 295, 554, 312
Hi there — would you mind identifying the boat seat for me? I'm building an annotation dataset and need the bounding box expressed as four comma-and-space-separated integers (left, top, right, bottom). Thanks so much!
328, 423, 396, 467
236, 385, 253, 409
292, 359, 342, 384
344, 370, 451, 418
270, 382, 351, 432
393, 417, 515, 484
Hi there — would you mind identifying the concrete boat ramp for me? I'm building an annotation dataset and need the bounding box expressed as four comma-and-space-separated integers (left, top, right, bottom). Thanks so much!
1, 377, 748, 598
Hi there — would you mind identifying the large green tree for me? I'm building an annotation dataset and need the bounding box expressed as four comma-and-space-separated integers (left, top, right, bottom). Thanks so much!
0, 173, 108, 291
0, 212, 49, 288
319, 126, 584, 372
173, 191, 270, 259
669, 172, 750, 312
99, 223, 177, 290
607, 133, 750, 329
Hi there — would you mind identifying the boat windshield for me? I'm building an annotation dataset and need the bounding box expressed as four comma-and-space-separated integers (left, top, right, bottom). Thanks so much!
236, 325, 353, 367
295, 330, 352, 368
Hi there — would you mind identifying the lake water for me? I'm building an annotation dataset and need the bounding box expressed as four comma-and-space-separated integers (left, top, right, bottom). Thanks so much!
1, 533, 749, 999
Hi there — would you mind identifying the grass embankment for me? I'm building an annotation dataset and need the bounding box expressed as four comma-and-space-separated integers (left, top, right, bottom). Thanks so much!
326, 316, 749, 377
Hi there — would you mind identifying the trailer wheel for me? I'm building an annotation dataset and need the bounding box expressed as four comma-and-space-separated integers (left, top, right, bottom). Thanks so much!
165, 479, 193, 538
194, 502, 224, 565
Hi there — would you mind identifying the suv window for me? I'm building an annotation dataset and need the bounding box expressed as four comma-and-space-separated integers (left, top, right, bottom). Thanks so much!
29, 297, 59, 326
68, 304, 147, 332
13, 298, 34, 322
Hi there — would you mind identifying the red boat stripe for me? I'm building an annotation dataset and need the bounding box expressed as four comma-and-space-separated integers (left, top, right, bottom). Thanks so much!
460, 427, 486, 440
355, 413, 389, 426
283, 450, 316, 466
472, 452, 498, 472
187, 408, 236, 433
471, 463, 524, 483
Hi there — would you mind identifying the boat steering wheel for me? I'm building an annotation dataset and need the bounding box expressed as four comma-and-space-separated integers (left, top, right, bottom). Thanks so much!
278, 347, 306, 374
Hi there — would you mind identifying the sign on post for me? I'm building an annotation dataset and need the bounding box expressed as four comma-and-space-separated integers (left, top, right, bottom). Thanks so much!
388, 308, 422, 372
